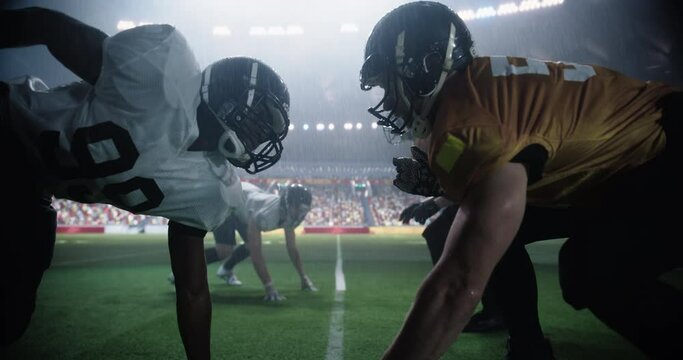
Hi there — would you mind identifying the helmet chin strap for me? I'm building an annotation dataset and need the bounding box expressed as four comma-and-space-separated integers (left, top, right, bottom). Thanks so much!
395, 30, 431, 138
200, 61, 259, 162
394, 23, 457, 139
218, 129, 247, 160
414, 22, 456, 137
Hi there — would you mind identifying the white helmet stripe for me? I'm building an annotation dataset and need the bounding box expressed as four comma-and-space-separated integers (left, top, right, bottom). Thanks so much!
395, 30, 406, 65
420, 22, 456, 117
201, 64, 213, 104
246, 61, 259, 107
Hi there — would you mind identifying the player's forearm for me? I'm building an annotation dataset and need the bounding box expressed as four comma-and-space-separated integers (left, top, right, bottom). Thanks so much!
287, 246, 306, 278
0, 7, 106, 84
382, 267, 481, 360
175, 286, 211, 360
247, 235, 273, 285
433, 196, 454, 208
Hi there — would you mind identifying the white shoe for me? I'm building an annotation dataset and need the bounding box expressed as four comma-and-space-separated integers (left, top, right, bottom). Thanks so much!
226, 274, 242, 286
217, 266, 242, 286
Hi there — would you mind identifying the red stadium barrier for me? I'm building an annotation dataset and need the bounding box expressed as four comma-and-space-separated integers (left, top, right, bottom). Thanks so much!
303, 226, 370, 234
57, 226, 105, 234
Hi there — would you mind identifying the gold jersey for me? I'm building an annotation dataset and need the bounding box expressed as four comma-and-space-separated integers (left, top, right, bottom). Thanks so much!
428, 56, 675, 206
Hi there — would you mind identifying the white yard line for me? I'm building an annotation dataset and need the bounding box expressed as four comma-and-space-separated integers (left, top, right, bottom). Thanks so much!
325, 234, 347, 360
51, 250, 165, 267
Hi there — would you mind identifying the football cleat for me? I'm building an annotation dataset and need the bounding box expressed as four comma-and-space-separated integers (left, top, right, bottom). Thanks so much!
217, 266, 242, 286
463, 310, 506, 333
503, 337, 555, 360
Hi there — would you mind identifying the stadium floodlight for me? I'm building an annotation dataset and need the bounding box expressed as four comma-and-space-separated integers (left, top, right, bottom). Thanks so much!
249, 26, 268, 36
356, 122, 363, 130
328, 123, 335, 130
340, 23, 359, 33
458, 0, 564, 21
316, 123, 325, 131
303, 124, 309, 131
117, 20, 136, 31
344, 123, 353, 130
286, 25, 304, 35
250, 25, 304, 36
497, 3, 519, 16
371, 122, 378, 129
267, 26, 286, 36
213, 26, 232, 36
288, 124, 294, 131
476, 6, 497, 19
520, 0, 542, 11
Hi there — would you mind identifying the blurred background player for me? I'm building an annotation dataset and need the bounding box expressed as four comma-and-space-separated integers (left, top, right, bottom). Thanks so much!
169, 182, 317, 301
219, 182, 317, 301
0, 7, 290, 359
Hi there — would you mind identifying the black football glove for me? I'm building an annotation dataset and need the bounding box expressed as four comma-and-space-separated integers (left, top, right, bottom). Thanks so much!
399, 202, 420, 224
399, 198, 440, 225
392, 146, 444, 197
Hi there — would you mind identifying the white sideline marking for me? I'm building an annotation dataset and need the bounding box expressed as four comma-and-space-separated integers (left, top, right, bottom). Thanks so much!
51, 250, 165, 267
325, 234, 346, 360
335, 234, 346, 291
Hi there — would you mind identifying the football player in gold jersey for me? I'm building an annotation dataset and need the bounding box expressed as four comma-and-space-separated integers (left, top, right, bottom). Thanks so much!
361, 2, 682, 359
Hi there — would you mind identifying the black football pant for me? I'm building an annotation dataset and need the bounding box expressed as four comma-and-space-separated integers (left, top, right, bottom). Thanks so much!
559, 92, 683, 359
213, 215, 250, 270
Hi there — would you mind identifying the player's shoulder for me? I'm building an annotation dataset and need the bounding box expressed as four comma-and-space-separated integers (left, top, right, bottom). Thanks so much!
106, 24, 178, 49
102, 24, 191, 68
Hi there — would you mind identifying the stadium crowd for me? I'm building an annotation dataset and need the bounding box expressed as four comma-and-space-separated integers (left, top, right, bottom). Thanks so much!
52, 180, 422, 227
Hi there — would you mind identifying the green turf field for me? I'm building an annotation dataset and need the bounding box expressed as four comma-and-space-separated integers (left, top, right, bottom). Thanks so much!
1, 233, 648, 359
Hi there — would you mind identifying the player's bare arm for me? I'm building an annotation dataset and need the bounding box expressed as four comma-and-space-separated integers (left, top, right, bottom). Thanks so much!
0, 7, 106, 85
284, 227, 305, 276
245, 217, 285, 301
382, 163, 528, 360
168, 222, 211, 360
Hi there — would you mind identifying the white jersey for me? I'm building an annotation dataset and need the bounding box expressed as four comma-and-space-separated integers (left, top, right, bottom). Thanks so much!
6, 25, 243, 231
241, 182, 307, 230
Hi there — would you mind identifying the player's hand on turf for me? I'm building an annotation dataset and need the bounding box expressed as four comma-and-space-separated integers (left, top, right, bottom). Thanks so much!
264, 284, 286, 302
301, 275, 318, 292
392, 146, 443, 197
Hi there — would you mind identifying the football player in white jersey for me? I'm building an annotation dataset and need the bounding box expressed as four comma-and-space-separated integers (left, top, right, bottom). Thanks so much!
1, 7, 290, 359
168, 182, 317, 301
215, 182, 317, 301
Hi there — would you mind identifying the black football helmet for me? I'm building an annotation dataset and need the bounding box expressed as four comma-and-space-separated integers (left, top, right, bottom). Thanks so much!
280, 184, 312, 226
201, 57, 290, 174
360, 1, 475, 138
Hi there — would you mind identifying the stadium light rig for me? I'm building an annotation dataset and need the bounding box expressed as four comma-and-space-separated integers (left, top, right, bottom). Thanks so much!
118, 0, 565, 37
212, 26, 232, 36
457, 0, 565, 20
